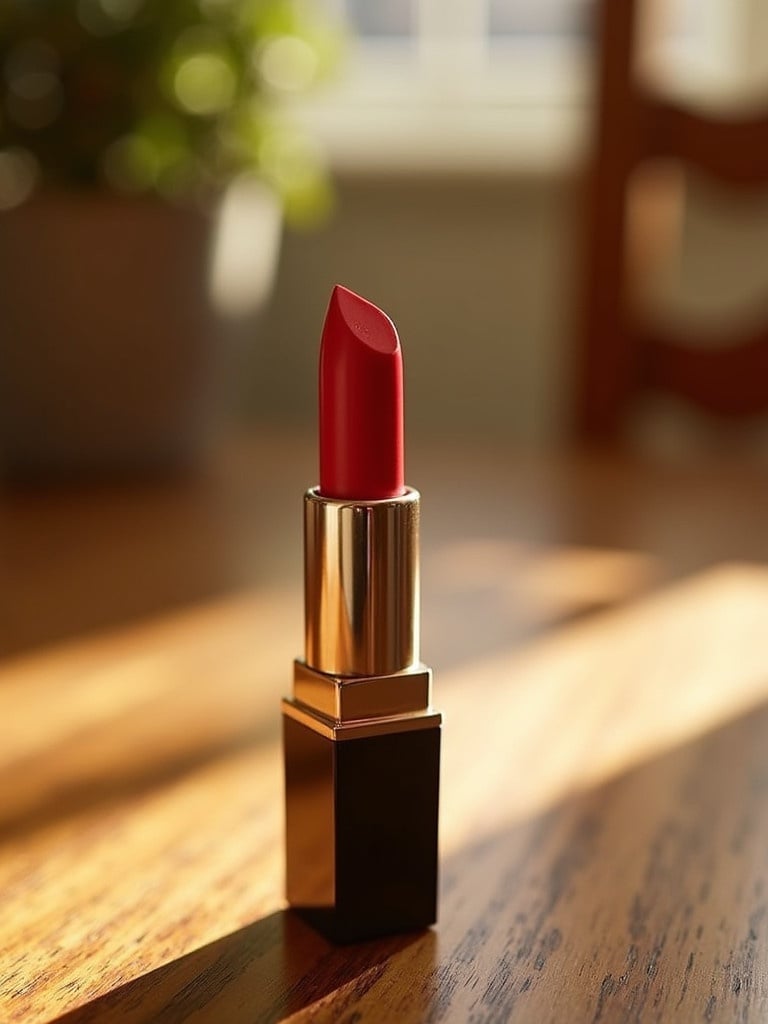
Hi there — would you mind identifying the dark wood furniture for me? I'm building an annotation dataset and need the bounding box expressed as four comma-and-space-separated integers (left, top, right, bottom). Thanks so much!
576, 0, 768, 438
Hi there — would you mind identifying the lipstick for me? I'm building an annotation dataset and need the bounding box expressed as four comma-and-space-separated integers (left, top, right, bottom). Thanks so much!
319, 284, 404, 500
282, 285, 442, 944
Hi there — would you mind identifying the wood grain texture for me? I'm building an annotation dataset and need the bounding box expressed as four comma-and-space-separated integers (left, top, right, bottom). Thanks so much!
2, 436, 768, 1023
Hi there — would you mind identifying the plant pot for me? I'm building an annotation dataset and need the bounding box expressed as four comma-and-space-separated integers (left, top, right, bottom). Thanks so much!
0, 187, 279, 476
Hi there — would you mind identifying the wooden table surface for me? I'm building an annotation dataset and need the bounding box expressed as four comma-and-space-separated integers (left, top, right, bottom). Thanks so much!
3, 434, 768, 1023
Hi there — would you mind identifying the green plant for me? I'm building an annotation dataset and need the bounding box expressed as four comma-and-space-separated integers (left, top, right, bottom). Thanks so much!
0, 0, 338, 222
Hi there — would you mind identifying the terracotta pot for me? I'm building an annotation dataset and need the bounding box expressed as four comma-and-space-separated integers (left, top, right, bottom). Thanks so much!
0, 188, 277, 475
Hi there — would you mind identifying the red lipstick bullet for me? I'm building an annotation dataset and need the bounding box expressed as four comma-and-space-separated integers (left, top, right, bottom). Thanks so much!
319, 284, 405, 500
282, 286, 442, 943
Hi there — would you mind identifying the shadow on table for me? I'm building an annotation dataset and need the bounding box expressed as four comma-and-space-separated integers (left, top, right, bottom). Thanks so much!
50, 911, 435, 1024
0, 721, 278, 848
46, 698, 768, 1024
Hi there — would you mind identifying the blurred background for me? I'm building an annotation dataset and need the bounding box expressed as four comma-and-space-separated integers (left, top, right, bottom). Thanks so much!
2, 0, 768, 655
256, 0, 768, 451
5, 7, 768, 1015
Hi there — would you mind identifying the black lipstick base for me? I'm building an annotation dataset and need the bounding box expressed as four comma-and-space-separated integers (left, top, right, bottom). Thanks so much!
283, 710, 441, 944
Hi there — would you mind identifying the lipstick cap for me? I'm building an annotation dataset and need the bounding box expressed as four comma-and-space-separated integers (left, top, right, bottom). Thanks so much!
283, 661, 441, 943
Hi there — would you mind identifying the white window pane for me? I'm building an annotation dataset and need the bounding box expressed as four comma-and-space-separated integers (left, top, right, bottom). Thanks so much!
489, 0, 590, 37
670, 0, 704, 38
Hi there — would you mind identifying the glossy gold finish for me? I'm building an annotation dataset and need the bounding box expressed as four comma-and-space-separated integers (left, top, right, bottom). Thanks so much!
304, 488, 420, 677
283, 715, 335, 907
282, 697, 441, 741
292, 659, 432, 722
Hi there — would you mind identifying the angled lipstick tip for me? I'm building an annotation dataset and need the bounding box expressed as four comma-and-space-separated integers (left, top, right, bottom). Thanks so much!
319, 284, 405, 499
326, 284, 400, 355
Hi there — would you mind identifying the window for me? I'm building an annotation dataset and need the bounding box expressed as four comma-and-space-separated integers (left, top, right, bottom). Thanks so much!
325, 0, 592, 104
302, 1, 751, 173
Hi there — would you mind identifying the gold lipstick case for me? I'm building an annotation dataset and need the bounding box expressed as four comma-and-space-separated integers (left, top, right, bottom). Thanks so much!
282, 488, 441, 943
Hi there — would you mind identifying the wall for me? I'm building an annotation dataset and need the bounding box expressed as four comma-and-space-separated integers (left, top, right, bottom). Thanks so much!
241, 170, 578, 445
240, 164, 768, 451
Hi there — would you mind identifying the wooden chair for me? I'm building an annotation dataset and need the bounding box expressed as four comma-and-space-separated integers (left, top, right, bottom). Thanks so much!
575, 0, 768, 439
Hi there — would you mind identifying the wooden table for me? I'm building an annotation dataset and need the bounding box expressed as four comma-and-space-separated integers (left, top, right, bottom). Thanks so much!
3, 435, 768, 1022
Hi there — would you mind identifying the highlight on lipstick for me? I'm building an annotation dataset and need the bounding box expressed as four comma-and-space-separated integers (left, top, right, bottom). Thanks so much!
319, 284, 405, 500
